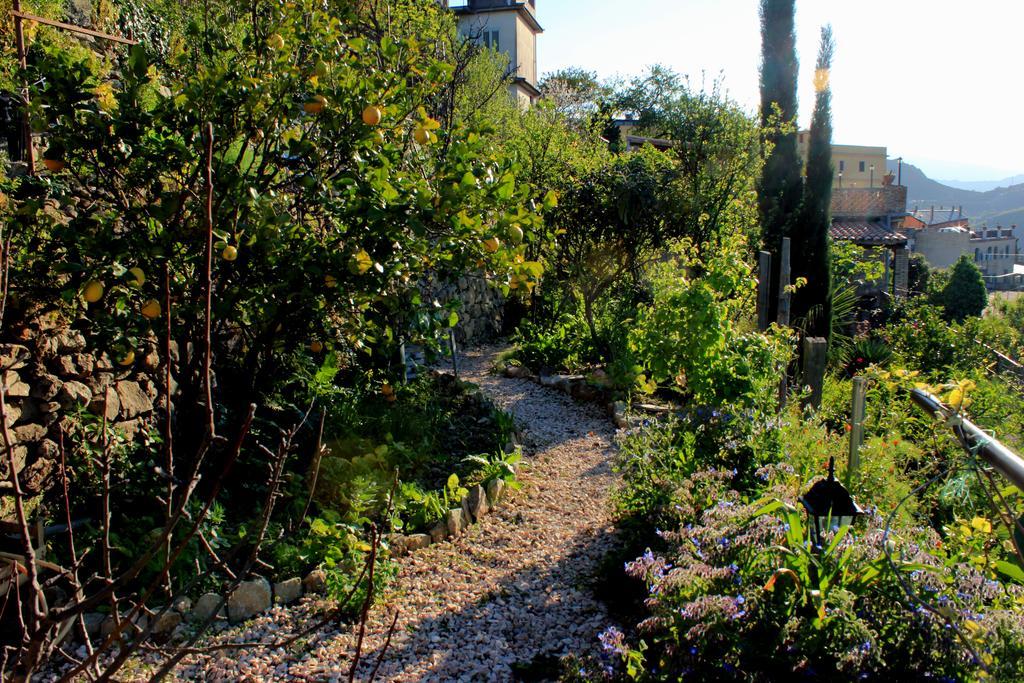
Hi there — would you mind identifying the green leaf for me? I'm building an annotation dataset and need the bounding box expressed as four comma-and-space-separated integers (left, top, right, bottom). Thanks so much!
996, 560, 1024, 584
497, 175, 515, 200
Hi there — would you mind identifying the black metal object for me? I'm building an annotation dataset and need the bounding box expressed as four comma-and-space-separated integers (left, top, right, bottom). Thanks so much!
799, 456, 863, 547
0, 92, 26, 161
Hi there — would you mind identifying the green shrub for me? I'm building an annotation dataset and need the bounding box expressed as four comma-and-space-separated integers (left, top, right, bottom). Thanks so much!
941, 255, 988, 322
511, 312, 594, 372
628, 234, 792, 410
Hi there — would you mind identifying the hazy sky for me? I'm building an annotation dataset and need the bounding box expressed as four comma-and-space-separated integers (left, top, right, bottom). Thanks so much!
537, 1, 1023, 181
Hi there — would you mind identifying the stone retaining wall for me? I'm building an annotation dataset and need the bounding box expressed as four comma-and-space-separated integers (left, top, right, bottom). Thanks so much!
1, 310, 167, 524
426, 274, 504, 345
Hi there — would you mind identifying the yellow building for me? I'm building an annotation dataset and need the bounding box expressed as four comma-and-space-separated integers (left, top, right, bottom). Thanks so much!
452, 0, 543, 108
796, 131, 888, 190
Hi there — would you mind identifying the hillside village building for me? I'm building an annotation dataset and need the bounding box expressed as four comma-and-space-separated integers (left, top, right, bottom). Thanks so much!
448, 0, 543, 107
797, 132, 889, 190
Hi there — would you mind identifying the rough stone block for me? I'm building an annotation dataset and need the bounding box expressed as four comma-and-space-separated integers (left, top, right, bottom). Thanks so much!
388, 533, 409, 557
3, 371, 30, 398
445, 508, 467, 537
115, 381, 154, 419
3, 400, 21, 426
89, 386, 120, 422
485, 479, 505, 507
72, 353, 95, 377
429, 521, 448, 544
0, 344, 30, 371
227, 577, 271, 622
31, 374, 63, 401
151, 610, 182, 637
274, 577, 303, 604
171, 596, 192, 614
192, 593, 225, 621
58, 380, 92, 409
302, 569, 327, 595
12, 423, 46, 443
406, 534, 431, 552
465, 485, 489, 522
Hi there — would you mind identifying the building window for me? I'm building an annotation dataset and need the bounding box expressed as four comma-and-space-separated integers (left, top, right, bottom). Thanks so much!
975, 248, 981, 261
839, 160, 845, 172
858, 161, 865, 172
482, 30, 499, 51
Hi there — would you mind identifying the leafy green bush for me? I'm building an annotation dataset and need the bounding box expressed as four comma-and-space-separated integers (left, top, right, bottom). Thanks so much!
941, 255, 988, 322
510, 312, 594, 372
462, 449, 522, 489
885, 302, 991, 377
629, 234, 792, 410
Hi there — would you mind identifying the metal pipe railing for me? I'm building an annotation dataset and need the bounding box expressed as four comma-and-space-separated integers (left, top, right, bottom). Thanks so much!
910, 388, 1024, 493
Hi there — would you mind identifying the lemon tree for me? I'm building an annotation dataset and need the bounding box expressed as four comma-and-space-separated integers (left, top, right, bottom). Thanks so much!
10, 0, 545, 410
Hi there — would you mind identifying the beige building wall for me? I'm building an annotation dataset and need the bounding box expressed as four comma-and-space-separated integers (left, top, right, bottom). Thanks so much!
456, 7, 539, 106
912, 228, 971, 270
974, 236, 1018, 276
457, 11, 519, 73
514, 14, 537, 86
797, 132, 888, 189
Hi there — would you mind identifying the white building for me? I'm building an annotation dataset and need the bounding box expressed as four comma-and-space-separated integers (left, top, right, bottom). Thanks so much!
450, 0, 543, 107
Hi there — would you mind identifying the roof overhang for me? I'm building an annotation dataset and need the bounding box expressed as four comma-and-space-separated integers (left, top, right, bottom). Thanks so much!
512, 76, 542, 99
454, 3, 544, 33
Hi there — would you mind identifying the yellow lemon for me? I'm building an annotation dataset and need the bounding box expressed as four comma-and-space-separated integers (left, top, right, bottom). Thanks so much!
324, 275, 337, 289
83, 280, 105, 303
222, 245, 238, 262
413, 127, 431, 145
362, 105, 383, 126
304, 95, 327, 114
128, 267, 146, 287
118, 349, 135, 366
267, 33, 285, 50
483, 237, 500, 253
508, 225, 524, 244
141, 299, 162, 320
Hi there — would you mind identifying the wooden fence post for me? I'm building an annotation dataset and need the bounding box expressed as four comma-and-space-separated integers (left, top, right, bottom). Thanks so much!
12, 0, 34, 174
449, 329, 458, 379
847, 376, 867, 486
757, 250, 771, 331
802, 336, 827, 410
777, 237, 792, 327
399, 341, 408, 384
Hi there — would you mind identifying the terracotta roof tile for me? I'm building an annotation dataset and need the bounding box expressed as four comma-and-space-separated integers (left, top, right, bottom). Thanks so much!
829, 221, 907, 246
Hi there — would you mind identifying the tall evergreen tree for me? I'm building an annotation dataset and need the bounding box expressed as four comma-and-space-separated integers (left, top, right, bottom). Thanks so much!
757, 0, 802, 322
793, 26, 835, 338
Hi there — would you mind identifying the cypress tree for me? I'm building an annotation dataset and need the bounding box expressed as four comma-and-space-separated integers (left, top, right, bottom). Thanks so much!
757, 0, 802, 322
792, 26, 835, 338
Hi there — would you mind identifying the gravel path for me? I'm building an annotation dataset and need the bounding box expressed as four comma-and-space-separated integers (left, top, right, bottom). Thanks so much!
179, 345, 621, 682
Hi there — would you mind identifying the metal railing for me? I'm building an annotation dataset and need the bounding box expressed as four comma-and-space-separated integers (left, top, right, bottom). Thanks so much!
910, 388, 1024, 492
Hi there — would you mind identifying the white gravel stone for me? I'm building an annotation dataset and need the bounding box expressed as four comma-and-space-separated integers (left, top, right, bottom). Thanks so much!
113, 345, 623, 682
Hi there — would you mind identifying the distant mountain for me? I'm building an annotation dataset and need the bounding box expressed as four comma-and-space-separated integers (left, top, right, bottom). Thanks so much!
888, 160, 1024, 227
938, 176, 1024, 192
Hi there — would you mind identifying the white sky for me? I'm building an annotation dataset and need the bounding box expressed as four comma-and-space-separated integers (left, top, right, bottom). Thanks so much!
537, 0, 1024, 181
